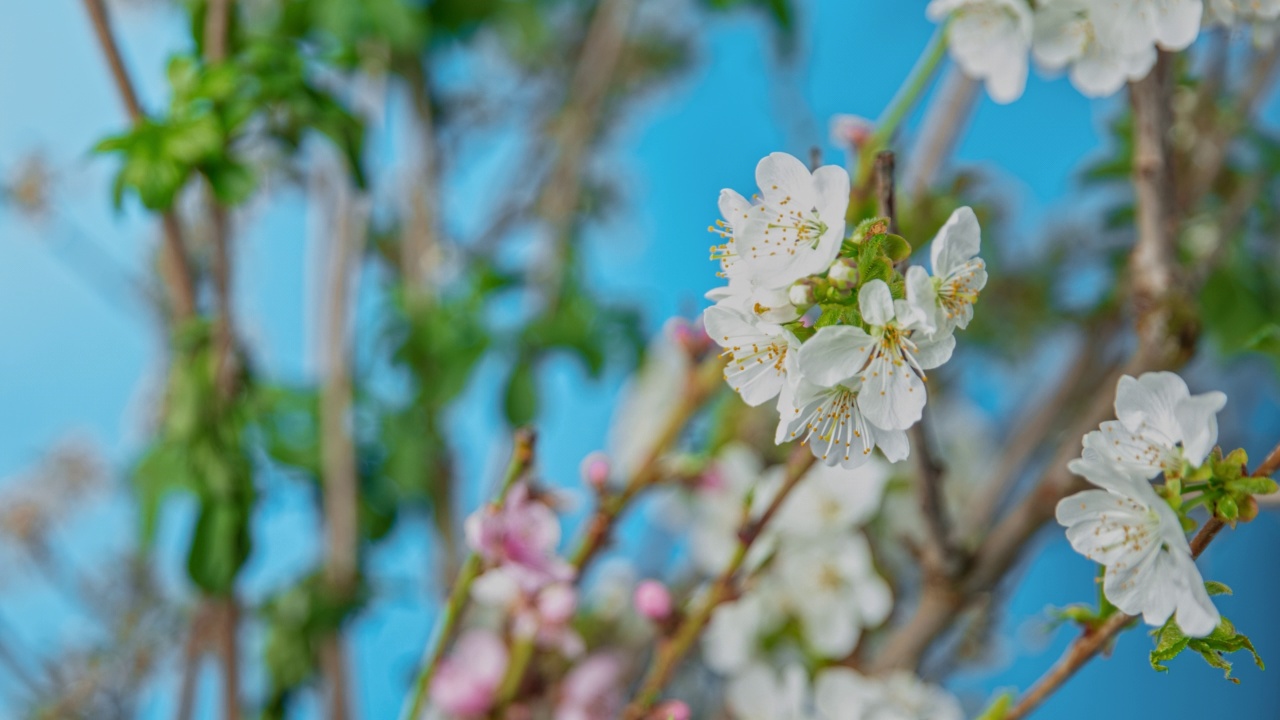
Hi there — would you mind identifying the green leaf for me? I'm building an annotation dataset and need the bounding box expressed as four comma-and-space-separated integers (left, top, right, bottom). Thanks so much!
1149, 590, 1264, 683
132, 442, 195, 547
204, 159, 257, 205
975, 692, 1013, 720
187, 500, 252, 595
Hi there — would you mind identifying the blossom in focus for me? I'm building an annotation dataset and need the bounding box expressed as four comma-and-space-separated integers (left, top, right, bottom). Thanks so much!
704, 304, 802, 407
799, 280, 955, 431
775, 378, 911, 468
912, 206, 987, 332
430, 629, 509, 718
1057, 456, 1220, 636
813, 667, 964, 720
734, 153, 849, 290
554, 653, 626, 720
927, 0, 1034, 103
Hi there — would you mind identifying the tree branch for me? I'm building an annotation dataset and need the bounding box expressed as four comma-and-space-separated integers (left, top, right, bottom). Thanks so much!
621, 448, 817, 718
80, 0, 197, 322
905, 67, 979, 198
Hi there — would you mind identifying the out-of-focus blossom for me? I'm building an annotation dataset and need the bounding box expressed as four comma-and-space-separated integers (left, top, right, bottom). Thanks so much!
633, 579, 674, 622
773, 459, 892, 539
813, 667, 964, 720
430, 629, 509, 718
466, 482, 573, 598
726, 664, 812, 720
928, 0, 1034, 103
654, 699, 692, 720
554, 653, 626, 720
579, 451, 611, 490
829, 114, 874, 149
608, 321, 693, 482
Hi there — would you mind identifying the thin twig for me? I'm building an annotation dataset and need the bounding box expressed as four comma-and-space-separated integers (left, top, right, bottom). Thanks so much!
318, 176, 365, 720
905, 67, 979, 198
80, 0, 197, 321
621, 448, 818, 718
399, 429, 538, 720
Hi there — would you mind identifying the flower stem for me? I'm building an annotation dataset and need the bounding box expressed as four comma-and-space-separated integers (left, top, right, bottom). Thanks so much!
854, 23, 950, 198
399, 429, 538, 720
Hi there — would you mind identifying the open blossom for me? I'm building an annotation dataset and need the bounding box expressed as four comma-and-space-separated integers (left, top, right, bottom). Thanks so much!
775, 378, 910, 468
466, 482, 573, 597
1083, 372, 1227, 479
735, 152, 849, 290
813, 667, 964, 720
726, 664, 812, 720
708, 189, 802, 325
1206, 0, 1280, 24
690, 445, 784, 573
764, 534, 893, 658
773, 458, 892, 538
430, 629, 509, 718
1057, 456, 1220, 636
1032, 0, 1158, 97
912, 206, 986, 332
554, 653, 626, 720
608, 320, 692, 481
927, 0, 1033, 103
799, 280, 955, 431
1091, 0, 1203, 55
704, 304, 802, 407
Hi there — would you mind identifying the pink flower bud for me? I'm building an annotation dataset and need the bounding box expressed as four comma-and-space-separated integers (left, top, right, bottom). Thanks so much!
580, 452, 611, 490
654, 700, 692, 720
830, 114, 874, 148
633, 579, 674, 622
431, 629, 508, 717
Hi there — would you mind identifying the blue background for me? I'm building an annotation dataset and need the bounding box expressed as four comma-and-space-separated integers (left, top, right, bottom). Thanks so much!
1, 1, 1278, 718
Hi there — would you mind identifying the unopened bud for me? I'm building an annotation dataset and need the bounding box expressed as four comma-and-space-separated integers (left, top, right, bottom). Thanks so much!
669, 317, 712, 358
788, 279, 817, 308
1239, 494, 1260, 523
634, 579, 674, 622
653, 700, 692, 720
830, 114, 874, 149
580, 451, 610, 490
828, 258, 859, 290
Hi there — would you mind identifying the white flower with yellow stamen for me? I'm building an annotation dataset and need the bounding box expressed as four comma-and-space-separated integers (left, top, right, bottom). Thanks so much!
912, 206, 987, 333
1032, 0, 1158, 98
775, 378, 910, 468
736, 153, 849, 290
1056, 456, 1219, 637
798, 280, 954, 431
704, 304, 801, 407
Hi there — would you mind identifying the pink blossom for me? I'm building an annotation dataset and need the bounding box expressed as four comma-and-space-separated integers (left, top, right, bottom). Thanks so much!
633, 580, 673, 622
579, 452, 611, 490
654, 700, 691, 720
554, 653, 626, 720
465, 482, 574, 594
430, 629, 509, 717
829, 114, 874, 148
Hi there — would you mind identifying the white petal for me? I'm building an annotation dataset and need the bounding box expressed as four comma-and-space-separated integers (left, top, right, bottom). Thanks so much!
912, 330, 956, 370
798, 325, 877, 387
858, 280, 896, 327
1115, 372, 1189, 436
930, 206, 982, 278
1153, 0, 1204, 50
1175, 390, 1227, 466
857, 352, 927, 430
873, 426, 911, 463
811, 164, 851, 223
1169, 550, 1220, 637
755, 152, 815, 207
814, 668, 877, 719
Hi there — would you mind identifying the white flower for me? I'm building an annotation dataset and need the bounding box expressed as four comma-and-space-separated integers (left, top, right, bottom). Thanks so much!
704, 304, 802, 407
708, 188, 802, 324
814, 668, 964, 720
1032, 0, 1158, 97
912, 206, 987, 332
1206, 0, 1280, 24
927, 0, 1034, 103
773, 458, 892, 539
798, 280, 955, 431
763, 534, 893, 658
1090, 0, 1203, 55
703, 593, 773, 674
1057, 456, 1219, 636
775, 378, 911, 468
736, 153, 849, 290
726, 664, 814, 720
1083, 372, 1227, 478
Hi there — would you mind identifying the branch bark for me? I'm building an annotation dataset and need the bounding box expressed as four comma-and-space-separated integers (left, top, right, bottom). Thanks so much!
81, 0, 197, 322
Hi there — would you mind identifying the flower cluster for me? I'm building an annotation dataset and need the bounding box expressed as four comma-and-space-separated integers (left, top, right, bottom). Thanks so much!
930, 0, 1277, 102
704, 152, 985, 468
1056, 372, 1228, 637
725, 664, 963, 720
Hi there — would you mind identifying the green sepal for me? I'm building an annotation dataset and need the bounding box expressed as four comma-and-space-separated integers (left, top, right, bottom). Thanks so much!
881, 233, 911, 262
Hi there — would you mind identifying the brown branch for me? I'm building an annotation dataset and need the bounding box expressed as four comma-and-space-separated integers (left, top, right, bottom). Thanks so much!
215, 598, 242, 720
871, 55, 1189, 674
318, 178, 364, 720
621, 448, 817, 718
905, 68, 979, 198
81, 0, 197, 322
569, 353, 726, 572
1003, 438, 1280, 720
204, 0, 231, 63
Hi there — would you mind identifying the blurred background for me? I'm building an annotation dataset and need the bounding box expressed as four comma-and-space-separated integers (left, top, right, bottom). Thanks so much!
1, 0, 1280, 718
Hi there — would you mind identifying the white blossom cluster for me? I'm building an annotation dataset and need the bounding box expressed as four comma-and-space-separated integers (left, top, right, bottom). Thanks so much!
704, 152, 986, 469
690, 444, 963, 720
929, 0, 1279, 102
1056, 372, 1228, 637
